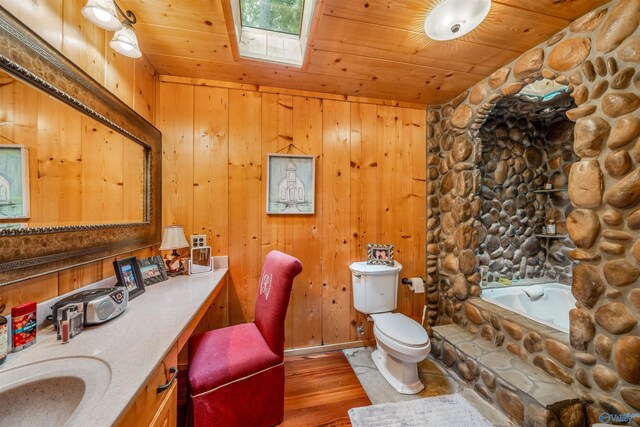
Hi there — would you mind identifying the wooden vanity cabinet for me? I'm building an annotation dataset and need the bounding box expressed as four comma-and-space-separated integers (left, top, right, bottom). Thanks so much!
116, 343, 179, 427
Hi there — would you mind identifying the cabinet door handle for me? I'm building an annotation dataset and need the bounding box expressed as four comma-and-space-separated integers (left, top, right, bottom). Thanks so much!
157, 366, 178, 394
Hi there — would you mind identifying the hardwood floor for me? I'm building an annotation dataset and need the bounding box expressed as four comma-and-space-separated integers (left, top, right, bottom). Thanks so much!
177, 350, 370, 427
282, 351, 371, 427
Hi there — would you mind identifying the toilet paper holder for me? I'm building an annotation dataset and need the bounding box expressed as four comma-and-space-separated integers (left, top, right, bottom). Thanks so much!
401, 277, 425, 294
401, 277, 424, 286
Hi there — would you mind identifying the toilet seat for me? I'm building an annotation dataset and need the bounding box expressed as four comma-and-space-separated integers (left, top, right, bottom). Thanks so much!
371, 313, 429, 347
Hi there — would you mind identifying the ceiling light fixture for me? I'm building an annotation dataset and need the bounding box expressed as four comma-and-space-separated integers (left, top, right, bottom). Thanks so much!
81, 0, 121, 31
82, 0, 142, 58
109, 20, 142, 58
425, 0, 491, 41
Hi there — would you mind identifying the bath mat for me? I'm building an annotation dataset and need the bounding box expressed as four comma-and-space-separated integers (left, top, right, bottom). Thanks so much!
348, 393, 494, 427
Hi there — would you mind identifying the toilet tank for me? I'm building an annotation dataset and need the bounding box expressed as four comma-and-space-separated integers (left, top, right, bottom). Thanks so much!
350, 261, 402, 314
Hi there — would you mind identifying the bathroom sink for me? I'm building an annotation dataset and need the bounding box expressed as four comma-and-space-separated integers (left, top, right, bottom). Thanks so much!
0, 357, 111, 427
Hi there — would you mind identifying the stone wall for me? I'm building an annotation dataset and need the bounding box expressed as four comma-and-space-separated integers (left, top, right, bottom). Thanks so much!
477, 95, 578, 284
426, 0, 640, 421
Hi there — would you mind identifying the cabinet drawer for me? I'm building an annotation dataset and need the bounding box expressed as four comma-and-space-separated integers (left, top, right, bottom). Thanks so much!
150, 382, 177, 427
116, 343, 179, 427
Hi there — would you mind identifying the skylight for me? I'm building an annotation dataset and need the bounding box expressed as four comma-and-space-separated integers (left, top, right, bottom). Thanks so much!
241, 0, 304, 35
229, 0, 316, 67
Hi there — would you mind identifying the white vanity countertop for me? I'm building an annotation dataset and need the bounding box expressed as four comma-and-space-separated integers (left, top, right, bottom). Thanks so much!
0, 267, 228, 426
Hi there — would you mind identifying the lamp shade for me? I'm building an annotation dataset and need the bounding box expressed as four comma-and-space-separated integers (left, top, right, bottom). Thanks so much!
425, 0, 491, 41
159, 226, 189, 251
82, 0, 122, 31
109, 22, 142, 58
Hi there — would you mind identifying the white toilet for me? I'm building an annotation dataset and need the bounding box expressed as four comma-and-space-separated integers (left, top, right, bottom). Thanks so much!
350, 261, 430, 394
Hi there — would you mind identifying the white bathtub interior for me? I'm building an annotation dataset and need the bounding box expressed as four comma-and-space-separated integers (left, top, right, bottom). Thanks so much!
480, 282, 575, 333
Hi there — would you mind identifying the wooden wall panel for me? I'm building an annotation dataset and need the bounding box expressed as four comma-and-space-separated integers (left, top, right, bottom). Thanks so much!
288, 96, 323, 349
0, 1, 158, 308
228, 90, 262, 324
157, 82, 194, 236
193, 86, 229, 256
156, 79, 426, 350
349, 102, 378, 341
321, 100, 352, 345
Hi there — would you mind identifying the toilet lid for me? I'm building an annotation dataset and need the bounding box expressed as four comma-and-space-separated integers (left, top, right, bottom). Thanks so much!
373, 313, 430, 347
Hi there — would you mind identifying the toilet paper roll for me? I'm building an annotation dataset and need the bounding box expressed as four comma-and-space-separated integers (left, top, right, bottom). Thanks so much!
408, 277, 425, 294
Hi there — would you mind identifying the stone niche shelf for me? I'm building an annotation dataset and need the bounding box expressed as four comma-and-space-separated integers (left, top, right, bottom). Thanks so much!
534, 233, 568, 239
533, 188, 567, 194
431, 323, 582, 426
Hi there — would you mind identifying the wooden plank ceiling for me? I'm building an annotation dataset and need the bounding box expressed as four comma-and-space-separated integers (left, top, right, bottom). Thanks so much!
122, 0, 609, 105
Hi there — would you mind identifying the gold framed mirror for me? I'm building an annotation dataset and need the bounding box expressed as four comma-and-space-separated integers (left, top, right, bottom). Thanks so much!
0, 6, 161, 286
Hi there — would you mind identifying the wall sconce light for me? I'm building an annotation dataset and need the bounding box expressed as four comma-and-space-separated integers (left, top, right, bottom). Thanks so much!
425, 0, 491, 41
82, 0, 142, 58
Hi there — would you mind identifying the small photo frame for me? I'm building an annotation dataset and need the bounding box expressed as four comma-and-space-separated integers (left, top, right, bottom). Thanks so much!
138, 255, 168, 287
113, 256, 145, 300
367, 244, 395, 266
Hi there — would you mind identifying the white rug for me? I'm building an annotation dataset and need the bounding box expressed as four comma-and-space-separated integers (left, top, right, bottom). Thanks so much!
348, 393, 495, 427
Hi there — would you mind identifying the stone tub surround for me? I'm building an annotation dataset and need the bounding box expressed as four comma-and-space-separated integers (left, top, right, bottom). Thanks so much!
343, 346, 515, 426
426, 0, 640, 421
465, 298, 577, 382
431, 324, 582, 427
477, 94, 578, 284
0, 266, 228, 426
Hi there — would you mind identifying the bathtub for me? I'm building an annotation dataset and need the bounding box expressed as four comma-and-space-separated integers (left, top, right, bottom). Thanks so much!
480, 283, 575, 333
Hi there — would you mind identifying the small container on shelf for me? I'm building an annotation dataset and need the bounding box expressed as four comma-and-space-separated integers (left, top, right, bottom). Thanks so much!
546, 218, 556, 236
544, 183, 553, 190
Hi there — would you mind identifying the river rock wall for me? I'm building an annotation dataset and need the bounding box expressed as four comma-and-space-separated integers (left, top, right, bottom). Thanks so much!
426, 0, 640, 422
478, 95, 578, 284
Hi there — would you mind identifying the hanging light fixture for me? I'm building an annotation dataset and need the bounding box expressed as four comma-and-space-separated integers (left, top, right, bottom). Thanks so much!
81, 0, 122, 31
425, 0, 491, 41
82, 0, 142, 58
109, 19, 142, 58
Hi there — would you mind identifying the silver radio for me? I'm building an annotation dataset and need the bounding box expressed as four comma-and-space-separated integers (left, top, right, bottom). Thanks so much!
51, 287, 128, 326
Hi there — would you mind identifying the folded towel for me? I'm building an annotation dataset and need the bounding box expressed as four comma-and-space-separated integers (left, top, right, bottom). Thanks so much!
522, 285, 545, 301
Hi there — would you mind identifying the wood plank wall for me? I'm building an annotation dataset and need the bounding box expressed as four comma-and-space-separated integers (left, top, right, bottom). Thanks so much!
156, 78, 426, 350
0, 0, 157, 315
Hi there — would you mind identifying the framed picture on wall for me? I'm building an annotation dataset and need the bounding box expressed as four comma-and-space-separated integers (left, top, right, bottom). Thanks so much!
367, 244, 395, 266
266, 154, 315, 215
0, 145, 29, 220
113, 257, 145, 300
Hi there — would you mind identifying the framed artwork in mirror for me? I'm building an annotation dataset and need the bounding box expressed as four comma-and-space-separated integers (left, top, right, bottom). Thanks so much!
138, 256, 168, 286
113, 257, 145, 300
367, 244, 394, 266
0, 145, 29, 220
189, 246, 212, 275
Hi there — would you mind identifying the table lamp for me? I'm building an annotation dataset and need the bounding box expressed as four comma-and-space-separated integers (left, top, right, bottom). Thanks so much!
159, 225, 189, 276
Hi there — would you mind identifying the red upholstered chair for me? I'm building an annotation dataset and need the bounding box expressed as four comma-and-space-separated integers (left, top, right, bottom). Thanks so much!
188, 251, 303, 427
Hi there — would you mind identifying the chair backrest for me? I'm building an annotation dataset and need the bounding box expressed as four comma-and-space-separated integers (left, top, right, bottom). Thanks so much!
254, 250, 303, 358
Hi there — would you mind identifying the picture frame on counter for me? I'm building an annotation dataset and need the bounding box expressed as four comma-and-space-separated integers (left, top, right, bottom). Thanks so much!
137, 256, 169, 286
367, 243, 395, 266
113, 257, 145, 300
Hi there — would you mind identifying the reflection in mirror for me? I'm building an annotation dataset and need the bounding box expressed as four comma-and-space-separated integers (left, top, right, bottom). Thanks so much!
189, 246, 212, 275
0, 69, 146, 229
